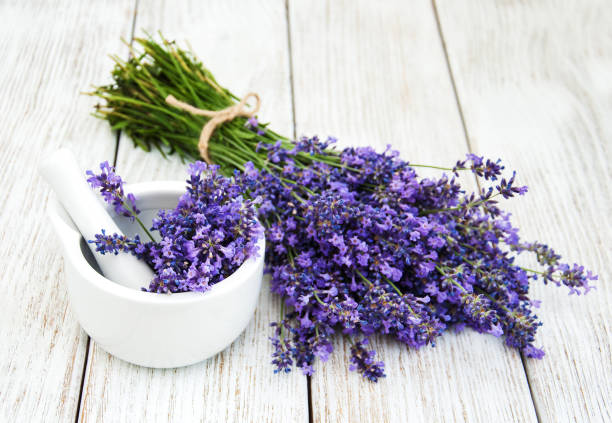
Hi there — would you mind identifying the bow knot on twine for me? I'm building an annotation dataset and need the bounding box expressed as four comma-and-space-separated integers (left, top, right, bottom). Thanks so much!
165, 93, 261, 164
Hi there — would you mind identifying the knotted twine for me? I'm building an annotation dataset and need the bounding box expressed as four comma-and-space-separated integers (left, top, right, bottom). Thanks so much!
165, 93, 261, 164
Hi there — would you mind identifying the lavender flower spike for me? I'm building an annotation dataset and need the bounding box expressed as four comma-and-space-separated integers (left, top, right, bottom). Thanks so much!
86, 161, 140, 220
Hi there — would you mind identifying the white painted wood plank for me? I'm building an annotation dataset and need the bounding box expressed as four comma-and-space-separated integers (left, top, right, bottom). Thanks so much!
435, 1, 612, 421
289, 1, 538, 422
0, 0, 135, 421
78, 1, 308, 422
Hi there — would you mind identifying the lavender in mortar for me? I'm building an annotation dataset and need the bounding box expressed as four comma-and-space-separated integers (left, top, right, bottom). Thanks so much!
87, 160, 263, 293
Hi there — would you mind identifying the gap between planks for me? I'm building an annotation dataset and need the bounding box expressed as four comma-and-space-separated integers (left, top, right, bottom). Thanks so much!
75, 1, 140, 422
430, 1, 541, 420
284, 1, 314, 422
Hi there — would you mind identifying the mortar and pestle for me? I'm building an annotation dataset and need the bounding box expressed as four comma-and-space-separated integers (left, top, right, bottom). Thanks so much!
40, 149, 264, 368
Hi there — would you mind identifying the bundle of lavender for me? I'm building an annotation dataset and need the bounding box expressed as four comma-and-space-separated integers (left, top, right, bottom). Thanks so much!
90, 35, 596, 381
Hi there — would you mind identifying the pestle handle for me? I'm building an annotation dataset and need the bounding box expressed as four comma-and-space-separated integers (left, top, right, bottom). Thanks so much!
40, 149, 155, 290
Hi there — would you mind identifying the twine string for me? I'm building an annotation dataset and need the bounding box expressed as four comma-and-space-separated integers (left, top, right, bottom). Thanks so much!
165, 93, 261, 163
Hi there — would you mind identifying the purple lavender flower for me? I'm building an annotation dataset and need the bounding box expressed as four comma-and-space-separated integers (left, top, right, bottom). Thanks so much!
270, 326, 294, 374
89, 229, 147, 256
349, 339, 386, 382
496, 171, 528, 198
460, 293, 502, 337
501, 305, 544, 357
454, 154, 504, 181
86, 161, 140, 220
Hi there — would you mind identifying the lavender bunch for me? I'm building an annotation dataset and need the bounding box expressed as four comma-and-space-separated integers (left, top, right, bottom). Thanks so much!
90, 35, 597, 381
88, 161, 263, 293
246, 138, 596, 378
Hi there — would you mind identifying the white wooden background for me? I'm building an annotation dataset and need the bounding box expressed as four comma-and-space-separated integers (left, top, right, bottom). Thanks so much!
0, 0, 610, 421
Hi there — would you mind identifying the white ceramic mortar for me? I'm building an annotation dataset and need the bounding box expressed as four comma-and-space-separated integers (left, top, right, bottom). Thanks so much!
48, 181, 265, 368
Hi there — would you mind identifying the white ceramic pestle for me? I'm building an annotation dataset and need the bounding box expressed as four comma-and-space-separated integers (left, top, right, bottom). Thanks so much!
40, 149, 155, 290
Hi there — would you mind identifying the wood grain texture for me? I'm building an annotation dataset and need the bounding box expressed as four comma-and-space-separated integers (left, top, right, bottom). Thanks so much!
435, 0, 612, 421
78, 1, 308, 422
289, 1, 538, 422
0, 0, 134, 421
5, 0, 608, 421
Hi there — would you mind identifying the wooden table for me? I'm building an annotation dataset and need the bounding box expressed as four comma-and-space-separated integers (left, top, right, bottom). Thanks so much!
1, 1, 610, 421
